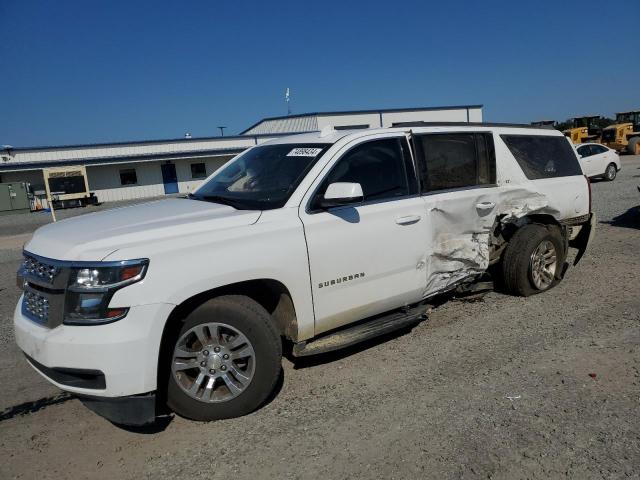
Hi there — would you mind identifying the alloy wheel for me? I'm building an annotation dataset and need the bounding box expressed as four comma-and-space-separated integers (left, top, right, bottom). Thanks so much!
171, 322, 256, 402
606, 165, 616, 180
530, 240, 557, 290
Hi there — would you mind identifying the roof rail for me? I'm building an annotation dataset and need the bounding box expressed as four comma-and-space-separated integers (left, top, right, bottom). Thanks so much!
390, 121, 555, 130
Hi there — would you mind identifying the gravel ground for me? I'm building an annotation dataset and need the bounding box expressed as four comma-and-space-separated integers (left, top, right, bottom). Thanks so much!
0, 157, 639, 479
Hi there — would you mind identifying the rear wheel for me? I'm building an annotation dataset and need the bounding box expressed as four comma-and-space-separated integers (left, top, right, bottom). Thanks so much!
604, 163, 617, 181
501, 224, 565, 297
628, 137, 640, 155
167, 295, 282, 421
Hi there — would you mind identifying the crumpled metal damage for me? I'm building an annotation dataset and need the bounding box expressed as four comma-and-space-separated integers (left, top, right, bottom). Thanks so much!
422, 186, 560, 297
495, 188, 561, 224
425, 232, 489, 294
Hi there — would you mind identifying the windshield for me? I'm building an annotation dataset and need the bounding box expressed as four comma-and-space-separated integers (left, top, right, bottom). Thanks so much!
616, 113, 634, 124
190, 143, 330, 210
574, 118, 594, 128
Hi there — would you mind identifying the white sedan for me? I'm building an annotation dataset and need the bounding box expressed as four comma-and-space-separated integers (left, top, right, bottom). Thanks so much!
575, 143, 621, 180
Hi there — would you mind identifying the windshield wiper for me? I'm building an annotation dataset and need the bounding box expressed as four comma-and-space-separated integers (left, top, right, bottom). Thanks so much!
188, 193, 242, 209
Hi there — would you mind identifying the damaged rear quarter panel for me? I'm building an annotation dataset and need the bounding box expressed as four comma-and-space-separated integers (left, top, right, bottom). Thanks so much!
421, 133, 588, 297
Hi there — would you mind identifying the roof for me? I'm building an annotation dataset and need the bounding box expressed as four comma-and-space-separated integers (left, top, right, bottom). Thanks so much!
263, 122, 561, 147
261, 130, 353, 145
0, 131, 307, 153
240, 104, 483, 134
381, 121, 554, 130
0, 147, 248, 172
0, 131, 316, 172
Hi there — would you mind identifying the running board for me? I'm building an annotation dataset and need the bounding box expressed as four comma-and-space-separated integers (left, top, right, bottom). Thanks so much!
292, 305, 429, 357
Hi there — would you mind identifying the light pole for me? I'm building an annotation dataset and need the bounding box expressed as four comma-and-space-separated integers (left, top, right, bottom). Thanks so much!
218, 126, 227, 137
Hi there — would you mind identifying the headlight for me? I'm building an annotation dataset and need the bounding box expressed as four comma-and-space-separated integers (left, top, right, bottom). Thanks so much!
73, 264, 146, 288
64, 259, 148, 325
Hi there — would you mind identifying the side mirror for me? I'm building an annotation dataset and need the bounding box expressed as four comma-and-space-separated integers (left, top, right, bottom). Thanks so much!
317, 182, 364, 209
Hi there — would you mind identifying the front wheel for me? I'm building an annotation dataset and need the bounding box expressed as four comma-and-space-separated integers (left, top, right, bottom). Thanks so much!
501, 224, 565, 297
604, 163, 617, 181
167, 295, 282, 421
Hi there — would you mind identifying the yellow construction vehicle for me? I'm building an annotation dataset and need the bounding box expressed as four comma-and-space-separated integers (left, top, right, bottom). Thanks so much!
601, 110, 640, 154
531, 120, 556, 128
563, 115, 602, 144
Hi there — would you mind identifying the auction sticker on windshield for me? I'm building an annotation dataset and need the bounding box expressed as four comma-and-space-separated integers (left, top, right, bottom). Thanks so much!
286, 147, 323, 157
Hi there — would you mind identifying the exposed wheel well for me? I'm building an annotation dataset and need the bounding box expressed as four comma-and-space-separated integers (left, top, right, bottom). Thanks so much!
489, 214, 565, 265
156, 279, 297, 411
162, 279, 298, 342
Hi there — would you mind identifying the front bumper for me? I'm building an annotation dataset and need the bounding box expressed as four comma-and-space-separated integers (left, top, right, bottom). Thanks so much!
14, 300, 174, 398
77, 392, 157, 426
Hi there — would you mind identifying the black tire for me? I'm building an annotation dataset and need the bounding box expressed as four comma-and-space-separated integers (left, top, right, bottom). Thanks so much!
627, 137, 640, 155
501, 224, 565, 297
604, 163, 617, 181
167, 295, 282, 421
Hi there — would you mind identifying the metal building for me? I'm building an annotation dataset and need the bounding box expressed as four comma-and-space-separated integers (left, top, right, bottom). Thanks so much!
0, 105, 482, 206
241, 105, 483, 135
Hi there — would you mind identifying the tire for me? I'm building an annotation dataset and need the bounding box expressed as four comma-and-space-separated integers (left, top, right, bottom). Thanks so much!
604, 163, 617, 181
501, 224, 565, 297
628, 137, 640, 155
167, 295, 282, 421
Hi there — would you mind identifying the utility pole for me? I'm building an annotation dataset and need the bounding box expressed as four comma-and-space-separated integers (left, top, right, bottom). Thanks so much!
217, 126, 227, 137
285, 87, 291, 116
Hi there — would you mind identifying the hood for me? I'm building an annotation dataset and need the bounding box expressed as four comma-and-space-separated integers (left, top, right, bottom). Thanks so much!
25, 198, 261, 261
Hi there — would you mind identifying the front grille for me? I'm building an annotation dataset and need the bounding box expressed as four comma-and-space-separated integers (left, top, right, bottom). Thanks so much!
22, 255, 60, 284
23, 289, 51, 325
19, 252, 68, 328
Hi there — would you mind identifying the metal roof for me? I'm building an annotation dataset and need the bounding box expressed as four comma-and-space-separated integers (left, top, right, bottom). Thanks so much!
0, 132, 316, 172
240, 104, 483, 134
0, 147, 246, 172
1, 131, 308, 153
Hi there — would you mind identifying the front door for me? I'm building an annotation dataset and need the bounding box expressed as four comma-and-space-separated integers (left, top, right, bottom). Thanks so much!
576, 145, 597, 176
411, 131, 500, 296
300, 136, 427, 335
161, 163, 179, 194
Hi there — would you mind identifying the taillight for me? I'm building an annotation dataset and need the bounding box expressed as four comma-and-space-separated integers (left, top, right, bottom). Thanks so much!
585, 174, 592, 213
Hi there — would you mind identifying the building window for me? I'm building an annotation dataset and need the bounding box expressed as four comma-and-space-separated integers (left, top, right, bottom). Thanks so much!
190, 163, 207, 179
119, 168, 138, 185
333, 124, 370, 130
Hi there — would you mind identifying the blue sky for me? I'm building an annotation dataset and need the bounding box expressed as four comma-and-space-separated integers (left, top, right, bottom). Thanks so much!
1, 0, 638, 147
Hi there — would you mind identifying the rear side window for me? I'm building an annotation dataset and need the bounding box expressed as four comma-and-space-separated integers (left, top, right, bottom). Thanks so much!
413, 132, 496, 192
591, 144, 608, 154
501, 135, 582, 179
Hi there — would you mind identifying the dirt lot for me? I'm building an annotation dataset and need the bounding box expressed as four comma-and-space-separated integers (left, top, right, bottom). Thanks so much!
1, 158, 639, 480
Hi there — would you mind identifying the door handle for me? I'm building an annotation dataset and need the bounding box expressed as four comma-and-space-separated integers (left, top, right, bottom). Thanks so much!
475, 202, 496, 210
395, 215, 421, 225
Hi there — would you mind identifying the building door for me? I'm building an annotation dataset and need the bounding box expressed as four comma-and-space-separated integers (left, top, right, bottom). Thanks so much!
161, 163, 179, 194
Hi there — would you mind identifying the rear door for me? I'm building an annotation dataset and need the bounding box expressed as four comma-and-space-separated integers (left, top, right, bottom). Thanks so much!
299, 135, 428, 335
411, 131, 500, 295
589, 144, 611, 176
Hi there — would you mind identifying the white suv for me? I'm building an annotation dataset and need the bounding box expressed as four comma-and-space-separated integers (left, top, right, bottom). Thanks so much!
14, 123, 594, 425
